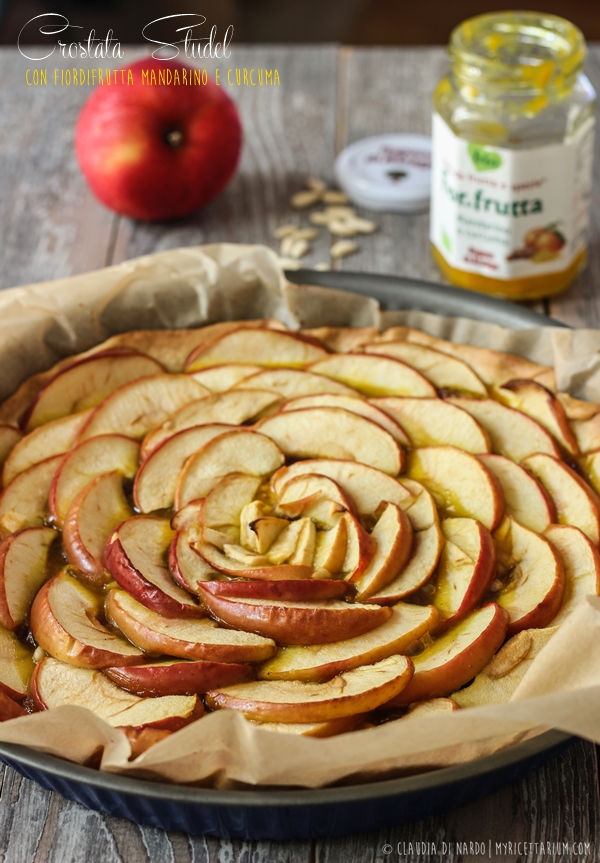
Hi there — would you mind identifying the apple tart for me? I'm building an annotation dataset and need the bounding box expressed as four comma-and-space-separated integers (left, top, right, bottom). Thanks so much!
0, 319, 598, 750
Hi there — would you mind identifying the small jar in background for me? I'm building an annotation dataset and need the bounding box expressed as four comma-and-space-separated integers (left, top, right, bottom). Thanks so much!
430, 12, 596, 300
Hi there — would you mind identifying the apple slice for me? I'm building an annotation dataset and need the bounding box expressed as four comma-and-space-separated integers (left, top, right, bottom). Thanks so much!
495, 379, 579, 456
581, 449, 600, 498
259, 602, 437, 681
370, 522, 444, 604
313, 518, 348, 575
105, 516, 204, 617
494, 516, 565, 635
477, 454, 555, 533
23, 349, 164, 431
544, 525, 600, 625
174, 430, 285, 510
106, 588, 277, 662
31, 657, 201, 731
371, 397, 490, 453
277, 473, 356, 522
252, 715, 365, 737
433, 518, 496, 628
407, 446, 504, 530
257, 408, 403, 475
169, 526, 221, 593
200, 474, 262, 533
385, 603, 509, 705
200, 579, 352, 602
238, 500, 286, 552
2, 411, 92, 485
572, 415, 600, 454
185, 327, 329, 371
0, 689, 27, 720
0, 454, 63, 538
0, 425, 22, 471
50, 434, 140, 527
190, 363, 263, 391
453, 627, 557, 707
79, 374, 209, 441
62, 471, 133, 586
363, 341, 487, 395
0, 625, 34, 700
0, 526, 57, 630
351, 504, 413, 600
194, 540, 312, 580
30, 570, 145, 667
195, 588, 391, 645
405, 698, 459, 717
280, 394, 410, 445
206, 654, 413, 723
308, 353, 436, 397
234, 368, 357, 398
141, 389, 283, 457
105, 658, 253, 696
446, 397, 559, 462
133, 423, 237, 513
521, 453, 600, 545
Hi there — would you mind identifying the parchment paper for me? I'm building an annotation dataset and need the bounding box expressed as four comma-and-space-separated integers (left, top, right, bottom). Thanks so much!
0, 242, 599, 789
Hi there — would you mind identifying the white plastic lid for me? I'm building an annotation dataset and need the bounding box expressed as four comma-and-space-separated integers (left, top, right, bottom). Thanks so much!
334, 134, 432, 213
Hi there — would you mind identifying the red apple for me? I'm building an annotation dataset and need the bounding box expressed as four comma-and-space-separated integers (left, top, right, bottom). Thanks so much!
75, 57, 242, 221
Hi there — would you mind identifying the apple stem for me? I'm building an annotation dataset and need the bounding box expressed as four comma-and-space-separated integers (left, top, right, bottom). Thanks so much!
165, 129, 184, 148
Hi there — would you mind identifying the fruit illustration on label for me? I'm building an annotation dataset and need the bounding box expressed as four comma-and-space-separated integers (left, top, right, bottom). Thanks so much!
507, 223, 566, 263
467, 143, 503, 172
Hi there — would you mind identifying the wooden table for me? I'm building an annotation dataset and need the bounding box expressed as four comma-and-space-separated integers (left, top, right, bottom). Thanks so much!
1, 44, 599, 862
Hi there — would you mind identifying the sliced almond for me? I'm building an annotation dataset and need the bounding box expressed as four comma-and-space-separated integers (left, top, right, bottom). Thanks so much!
306, 177, 327, 193
328, 220, 359, 237
323, 190, 350, 204
273, 224, 298, 239
331, 240, 358, 259
290, 190, 321, 209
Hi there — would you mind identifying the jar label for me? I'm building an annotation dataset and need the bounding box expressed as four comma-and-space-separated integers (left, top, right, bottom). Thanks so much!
430, 114, 595, 280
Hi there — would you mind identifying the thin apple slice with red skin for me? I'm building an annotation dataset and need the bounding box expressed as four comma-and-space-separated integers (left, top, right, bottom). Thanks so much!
259, 602, 437, 682
371, 397, 491, 453
22, 349, 164, 431
340, 513, 377, 581
2, 410, 92, 485
200, 578, 352, 602
141, 389, 283, 458
308, 353, 436, 397
31, 658, 202, 731
362, 341, 487, 395
0, 425, 22, 471
62, 471, 133, 586
174, 430, 285, 510
494, 516, 565, 635
206, 654, 413, 723
234, 368, 357, 398
200, 474, 262, 533
352, 503, 413, 600
30, 570, 145, 668
0, 625, 34, 700
190, 363, 263, 392
257, 408, 403, 475
496, 379, 579, 456
169, 526, 221, 593
371, 522, 444, 604
106, 589, 277, 662
104, 516, 204, 617
195, 588, 391, 645
477, 453, 555, 533
280, 394, 410, 445
433, 518, 496, 630
194, 540, 313, 580
313, 518, 348, 575
185, 327, 329, 371
446, 397, 560, 462
0, 526, 56, 630
407, 446, 504, 531
50, 434, 140, 527
105, 658, 253, 697
0, 454, 63, 539
521, 452, 600, 545
277, 473, 357, 522
385, 603, 509, 706
544, 525, 600, 625
0, 689, 27, 720
78, 373, 209, 441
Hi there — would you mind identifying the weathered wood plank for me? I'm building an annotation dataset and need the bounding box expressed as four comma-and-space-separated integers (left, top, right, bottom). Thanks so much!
548, 45, 600, 328
110, 46, 339, 272
316, 739, 600, 863
0, 50, 125, 291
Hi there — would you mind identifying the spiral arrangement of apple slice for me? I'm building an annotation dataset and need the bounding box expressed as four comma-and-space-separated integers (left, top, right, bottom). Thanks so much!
0, 322, 597, 743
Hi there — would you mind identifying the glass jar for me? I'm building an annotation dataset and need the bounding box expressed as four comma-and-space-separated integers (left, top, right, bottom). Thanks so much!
430, 12, 597, 300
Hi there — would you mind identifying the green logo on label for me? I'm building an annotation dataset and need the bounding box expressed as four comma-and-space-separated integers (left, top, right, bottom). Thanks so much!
442, 230, 452, 252
468, 143, 503, 172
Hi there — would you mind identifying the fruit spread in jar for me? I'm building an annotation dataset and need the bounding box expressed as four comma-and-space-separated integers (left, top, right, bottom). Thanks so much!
430, 12, 596, 300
